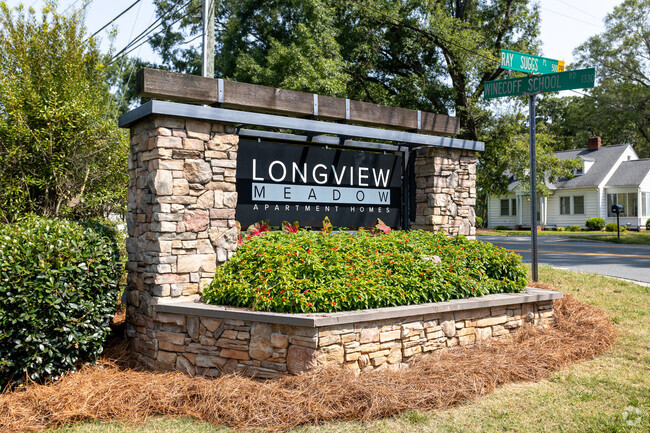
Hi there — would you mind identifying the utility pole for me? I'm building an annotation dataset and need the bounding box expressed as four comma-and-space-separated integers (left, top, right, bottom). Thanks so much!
202, 0, 214, 78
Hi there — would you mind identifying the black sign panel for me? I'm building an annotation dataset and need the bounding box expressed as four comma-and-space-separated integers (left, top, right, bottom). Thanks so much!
236, 139, 402, 228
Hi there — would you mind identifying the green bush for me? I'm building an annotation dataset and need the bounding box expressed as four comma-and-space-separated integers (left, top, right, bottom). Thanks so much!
646, 218, 650, 231
475, 216, 485, 228
0, 218, 122, 387
605, 222, 627, 232
203, 230, 527, 314
556, 226, 566, 232
585, 217, 606, 231
567, 225, 582, 232
494, 225, 509, 230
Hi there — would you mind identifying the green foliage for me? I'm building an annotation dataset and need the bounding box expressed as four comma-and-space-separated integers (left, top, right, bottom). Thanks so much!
0, 217, 122, 387
475, 216, 484, 228
0, 2, 129, 222
203, 230, 527, 313
567, 225, 582, 232
148, 0, 540, 139
586, 217, 606, 231
646, 218, 650, 230
556, 226, 566, 232
494, 225, 510, 230
558, 0, 650, 157
605, 222, 627, 233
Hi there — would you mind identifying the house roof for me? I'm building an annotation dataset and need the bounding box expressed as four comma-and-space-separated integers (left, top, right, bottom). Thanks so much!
606, 159, 650, 187
549, 144, 629, 189
504, 144, 634, 193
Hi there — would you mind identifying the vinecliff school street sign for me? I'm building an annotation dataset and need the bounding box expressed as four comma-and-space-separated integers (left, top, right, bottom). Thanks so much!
484, 68, 596, 99
236, 139, 402, 227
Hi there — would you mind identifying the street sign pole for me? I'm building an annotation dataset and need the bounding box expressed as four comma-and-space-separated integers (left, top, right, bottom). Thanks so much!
528, 93, 539, 282
485, 50, 596, 283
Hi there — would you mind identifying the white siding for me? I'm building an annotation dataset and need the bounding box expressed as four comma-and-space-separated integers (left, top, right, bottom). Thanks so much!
547, 188, 599, 228
640, 172, 650, 224
604, 186, 645, 227
487, 194, 518, 228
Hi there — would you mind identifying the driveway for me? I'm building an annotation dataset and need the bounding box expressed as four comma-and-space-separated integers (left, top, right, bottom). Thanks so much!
478, 235, 650, 284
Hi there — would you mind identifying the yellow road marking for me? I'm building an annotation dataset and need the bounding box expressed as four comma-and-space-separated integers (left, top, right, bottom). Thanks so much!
508, 249, 650, 259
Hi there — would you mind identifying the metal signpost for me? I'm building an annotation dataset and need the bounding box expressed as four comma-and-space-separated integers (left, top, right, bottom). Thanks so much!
485, 51, 595, 281
612, 204, 624, 239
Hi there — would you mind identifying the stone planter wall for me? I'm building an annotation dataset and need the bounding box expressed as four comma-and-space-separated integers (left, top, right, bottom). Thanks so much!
141, 289, 561, 378
124, 112, 485, 373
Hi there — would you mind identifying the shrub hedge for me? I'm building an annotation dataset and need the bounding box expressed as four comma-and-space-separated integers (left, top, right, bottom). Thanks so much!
203, 230, 527, 314
605, 222, 627, 233
0, 218, 122, 387
585, 217, 606, 231
567, 225, 582, 232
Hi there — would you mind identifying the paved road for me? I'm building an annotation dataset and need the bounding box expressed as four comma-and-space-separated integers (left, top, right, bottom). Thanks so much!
478, 235, 650, 284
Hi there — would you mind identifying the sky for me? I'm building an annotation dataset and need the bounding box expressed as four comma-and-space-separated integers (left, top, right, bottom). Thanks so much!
9, 0, 624, 76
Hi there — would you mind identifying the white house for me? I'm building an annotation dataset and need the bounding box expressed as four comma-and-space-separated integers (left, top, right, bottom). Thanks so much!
487, 137, 650, 230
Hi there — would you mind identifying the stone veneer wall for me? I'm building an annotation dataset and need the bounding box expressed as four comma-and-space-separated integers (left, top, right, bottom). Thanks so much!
149, 294, 557, 378
125, 115, 241, 365
125, 113, 483, 371
412, 147, 477, 237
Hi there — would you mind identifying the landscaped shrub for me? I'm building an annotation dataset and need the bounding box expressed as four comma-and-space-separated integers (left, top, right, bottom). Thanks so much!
567, 225, 582, 232
0, 217, 122, 387
556, 226, 566, 232
203, 230, 527, 314
605, 222, 627, 232
475, 216, 485, 228
646, 218, 650, 231
494, 225, 509, 230
585, 217, 606, 231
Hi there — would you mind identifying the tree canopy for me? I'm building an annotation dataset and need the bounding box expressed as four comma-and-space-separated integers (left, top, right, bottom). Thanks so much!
540, 0, 650, 157
0, 1, 128, 222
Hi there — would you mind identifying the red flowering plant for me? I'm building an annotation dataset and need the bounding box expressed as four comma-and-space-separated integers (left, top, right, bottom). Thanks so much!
203, 228, 527, 314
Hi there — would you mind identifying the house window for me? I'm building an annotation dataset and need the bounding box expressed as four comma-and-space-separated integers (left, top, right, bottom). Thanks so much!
608, 193, 638, 217
560, 197, 571, 215
511, 199, 517, 216
500, 199, 509, 216
573, 196, 584, 214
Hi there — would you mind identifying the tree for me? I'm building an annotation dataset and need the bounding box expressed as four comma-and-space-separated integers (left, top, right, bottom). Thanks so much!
570, 0, 650, 156
148, 0, 540, 136
145, 0, 576, 217
475, 110, 581, 220
0, 1, 129, 222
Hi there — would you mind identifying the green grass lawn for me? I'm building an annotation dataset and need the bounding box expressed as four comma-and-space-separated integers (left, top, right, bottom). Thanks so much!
572, 231, 650, 245
50, 266, 649, 433
478, 228, 650, 245
477, 228, 601, 236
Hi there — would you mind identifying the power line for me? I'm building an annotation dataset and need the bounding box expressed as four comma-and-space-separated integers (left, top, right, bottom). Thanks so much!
556, 0, 603, 22
87, 0, 142, 41
541, 7, 603, 28
107, 0, 191, 62
107, 0, 199, 65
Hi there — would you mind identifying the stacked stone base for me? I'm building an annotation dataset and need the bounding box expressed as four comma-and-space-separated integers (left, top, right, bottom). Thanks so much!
128, 288, 561, 378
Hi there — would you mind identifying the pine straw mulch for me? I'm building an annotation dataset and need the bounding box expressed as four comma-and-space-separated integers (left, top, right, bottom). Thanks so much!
0, 293, 616, 433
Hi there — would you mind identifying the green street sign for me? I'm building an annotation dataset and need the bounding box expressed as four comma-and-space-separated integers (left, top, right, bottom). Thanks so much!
484, 68, 596, 99
500, 49, 565, 75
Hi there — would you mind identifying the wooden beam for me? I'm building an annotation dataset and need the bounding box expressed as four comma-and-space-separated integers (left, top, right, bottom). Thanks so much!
137, 69, 219, 104
136, 68, 460, 135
